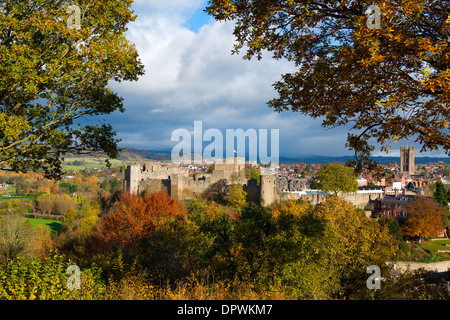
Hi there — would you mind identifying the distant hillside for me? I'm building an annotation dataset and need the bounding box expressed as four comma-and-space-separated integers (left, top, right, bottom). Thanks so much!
119, 147, 171, 162
280, 155, 450, 165
115, 147, 450, 165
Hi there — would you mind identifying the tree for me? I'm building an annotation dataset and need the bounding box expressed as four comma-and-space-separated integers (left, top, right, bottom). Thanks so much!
52, 194, 76, 215
402, 197, 446, 240
0, 254, 105, 300
304, 164, 311, 173
378, 217, 403, 243
100, 178, 111, 191
312, 163, 358, 195
109, 177, 120, 192
36, 195, 54, 215
60, 182, 78, 194
433, 182, 448, 207
245, 166, 260, 185
313, 196, 398, 299
186, 200, 237, 279
202, 179, 228, 204
93, 192, 187, 248
0, 215, 34, 265
206, 0, 450, 173
232, 204, 275, 281
79, 203, 100, 238
0, 0, 144, 179
226, 184, 247, 209
61, 207, 79, 233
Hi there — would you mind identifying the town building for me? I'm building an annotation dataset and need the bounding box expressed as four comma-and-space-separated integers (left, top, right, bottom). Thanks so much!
373, 188, 416, 219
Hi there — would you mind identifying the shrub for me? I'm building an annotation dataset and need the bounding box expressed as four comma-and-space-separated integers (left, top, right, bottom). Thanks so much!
0, 254, 105, 300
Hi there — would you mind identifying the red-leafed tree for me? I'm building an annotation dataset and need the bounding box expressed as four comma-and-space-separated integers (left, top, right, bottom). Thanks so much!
94, 192, 187, 248
401, 196, 446, 240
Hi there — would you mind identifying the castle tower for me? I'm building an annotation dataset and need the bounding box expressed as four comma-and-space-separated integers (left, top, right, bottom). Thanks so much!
124, 165, 141, 194
400, 145, 415, 175
170, 174, 184, 200
260, 174, 276, 206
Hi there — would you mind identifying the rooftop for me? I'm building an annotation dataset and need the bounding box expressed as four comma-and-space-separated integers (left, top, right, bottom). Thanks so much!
381, 194, 416, 204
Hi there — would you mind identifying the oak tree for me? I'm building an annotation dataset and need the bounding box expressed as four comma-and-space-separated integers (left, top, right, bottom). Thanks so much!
206, 0, 450, 173
0, 0, 144, 179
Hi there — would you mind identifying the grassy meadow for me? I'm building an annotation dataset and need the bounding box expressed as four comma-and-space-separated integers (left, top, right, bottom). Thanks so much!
422, 239, 450, 252
26, 218, 62, 236
62, 157, 124, 171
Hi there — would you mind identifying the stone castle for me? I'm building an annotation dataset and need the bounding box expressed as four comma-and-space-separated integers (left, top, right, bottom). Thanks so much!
123, 158, 386, 209
123, 157, 250, 201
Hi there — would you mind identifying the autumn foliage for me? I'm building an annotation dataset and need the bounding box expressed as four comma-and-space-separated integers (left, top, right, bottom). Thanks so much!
206, 0, 450, 173
401, 196, 446, 239
94, 192, 187, 248
0, 0, 144, 179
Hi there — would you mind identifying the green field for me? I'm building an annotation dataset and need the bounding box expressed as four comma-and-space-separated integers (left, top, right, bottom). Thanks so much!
63, 157, 124, 171
421, 239, 450, 251
0, 197, 31, 201
0, 185, 17, 196
26, 218, 62, 236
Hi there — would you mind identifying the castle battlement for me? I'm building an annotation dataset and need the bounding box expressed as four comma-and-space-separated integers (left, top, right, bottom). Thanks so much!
123, 157, 248, 199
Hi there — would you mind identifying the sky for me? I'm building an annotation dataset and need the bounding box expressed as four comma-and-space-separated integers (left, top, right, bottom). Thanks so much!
99, 0, 447, 160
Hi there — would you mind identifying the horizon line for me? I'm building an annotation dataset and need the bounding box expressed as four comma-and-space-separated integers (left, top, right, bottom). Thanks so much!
120, 147, 449, 159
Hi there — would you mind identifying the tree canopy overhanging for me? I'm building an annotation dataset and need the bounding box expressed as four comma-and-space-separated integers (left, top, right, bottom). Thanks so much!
0, 0, 144, 179
206, 0, 450, 173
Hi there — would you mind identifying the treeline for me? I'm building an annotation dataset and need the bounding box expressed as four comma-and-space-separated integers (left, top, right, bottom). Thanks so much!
0, 167, 124, 197
0, 191, 448, 300
0, 168, 123, 217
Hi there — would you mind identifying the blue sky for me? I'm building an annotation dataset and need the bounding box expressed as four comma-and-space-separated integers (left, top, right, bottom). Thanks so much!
99, 0, 447, 159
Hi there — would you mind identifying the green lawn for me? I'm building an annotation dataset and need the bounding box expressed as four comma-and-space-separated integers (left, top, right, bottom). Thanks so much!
421, 239, 450, 251
26, 218, 62, 236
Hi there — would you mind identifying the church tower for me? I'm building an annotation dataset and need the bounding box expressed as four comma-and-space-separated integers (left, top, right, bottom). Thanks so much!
400, 145, 415, 175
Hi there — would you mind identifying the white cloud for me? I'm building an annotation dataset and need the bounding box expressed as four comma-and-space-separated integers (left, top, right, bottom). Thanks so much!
105, 1, 447, 159
109, 4, 348, 157
109, 2, 297, 147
